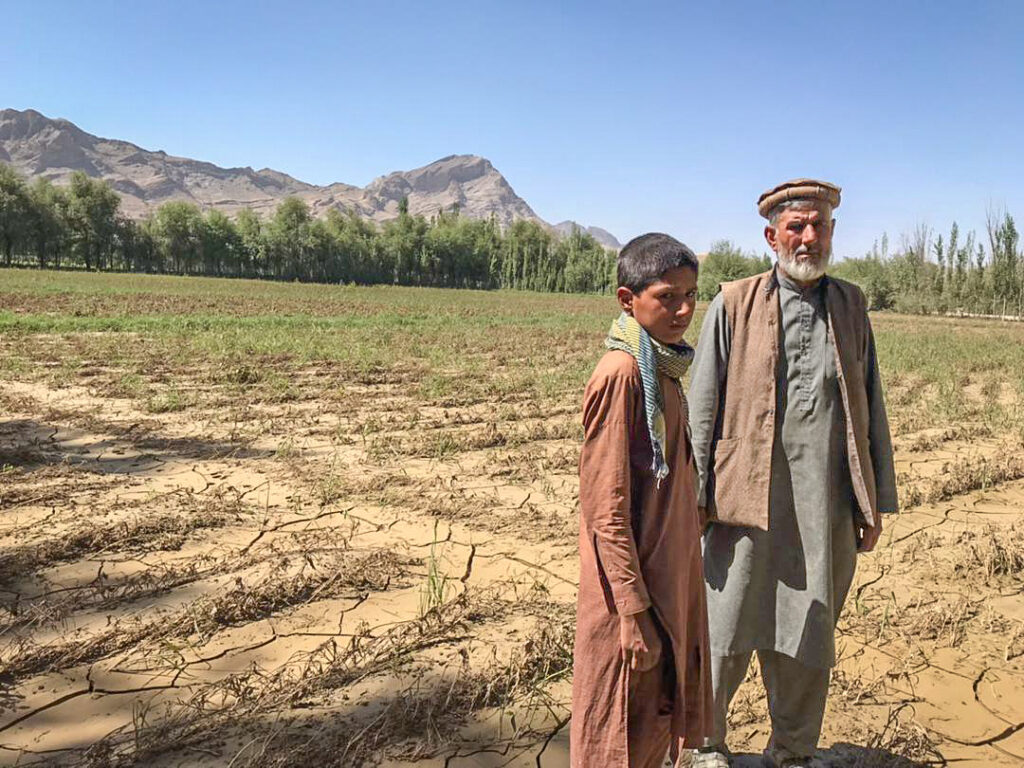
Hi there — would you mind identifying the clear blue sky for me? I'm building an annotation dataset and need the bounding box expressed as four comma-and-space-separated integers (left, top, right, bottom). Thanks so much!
4, 0, 1022, 258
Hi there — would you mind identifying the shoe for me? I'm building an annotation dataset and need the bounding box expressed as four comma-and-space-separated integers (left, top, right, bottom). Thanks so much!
762, 744, 811, 767
690, 747, 730, 767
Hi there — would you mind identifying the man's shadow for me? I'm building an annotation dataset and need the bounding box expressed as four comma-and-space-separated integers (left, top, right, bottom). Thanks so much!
699, 744, 933, 767
816, 742, 937, 767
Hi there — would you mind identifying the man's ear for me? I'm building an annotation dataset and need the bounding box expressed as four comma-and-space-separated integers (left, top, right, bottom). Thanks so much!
830, 218, 837, 236
616, 287, 634, 314
764, 224, 778, 251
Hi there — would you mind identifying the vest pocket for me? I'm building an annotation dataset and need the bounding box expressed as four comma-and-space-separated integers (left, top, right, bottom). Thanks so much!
712, 436, 767, 529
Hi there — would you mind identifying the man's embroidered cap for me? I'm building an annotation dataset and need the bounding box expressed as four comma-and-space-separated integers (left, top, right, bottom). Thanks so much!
757, 178, 841, 219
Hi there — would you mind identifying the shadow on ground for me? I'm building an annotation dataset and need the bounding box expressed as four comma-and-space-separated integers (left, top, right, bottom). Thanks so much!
0, 418, 272, 474
720, 745, 936, 767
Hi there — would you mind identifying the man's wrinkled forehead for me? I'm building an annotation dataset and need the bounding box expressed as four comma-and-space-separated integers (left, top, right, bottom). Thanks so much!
775, 202, 833, 226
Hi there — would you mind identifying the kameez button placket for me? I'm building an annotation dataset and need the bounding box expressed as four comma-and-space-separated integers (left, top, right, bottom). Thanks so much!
797, 294, 815, 413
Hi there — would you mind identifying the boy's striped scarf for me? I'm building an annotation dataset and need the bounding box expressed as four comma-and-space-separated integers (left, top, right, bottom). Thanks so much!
605, 312, 695, 483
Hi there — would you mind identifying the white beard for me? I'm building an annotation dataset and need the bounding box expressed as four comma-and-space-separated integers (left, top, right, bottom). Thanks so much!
777, 243, 831, 282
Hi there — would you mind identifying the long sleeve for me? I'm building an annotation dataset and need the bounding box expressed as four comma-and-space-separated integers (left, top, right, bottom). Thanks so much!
579, 356, 650, 615
687, 294, 731, 509
864, 319, 899, 513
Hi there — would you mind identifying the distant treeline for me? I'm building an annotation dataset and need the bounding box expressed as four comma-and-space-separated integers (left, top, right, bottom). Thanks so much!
699, 214, 1024, 318
833, 219, 1024, 317
0, 167, 616, 293
3, 165, 1021, 314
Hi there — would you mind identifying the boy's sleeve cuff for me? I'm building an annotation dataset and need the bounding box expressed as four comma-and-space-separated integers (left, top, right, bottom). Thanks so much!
615, 590, 651, 616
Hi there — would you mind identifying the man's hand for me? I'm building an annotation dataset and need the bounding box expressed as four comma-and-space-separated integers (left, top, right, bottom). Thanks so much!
619, 609, 662, 672
857, 518, 882, 553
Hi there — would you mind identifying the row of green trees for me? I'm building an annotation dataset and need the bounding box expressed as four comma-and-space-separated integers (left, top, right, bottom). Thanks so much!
0, 167, 616, 293
695, 240, 772, 299
696, 215, 1024, 318
3, 165, 1020, 313
830, 215, 1023, 316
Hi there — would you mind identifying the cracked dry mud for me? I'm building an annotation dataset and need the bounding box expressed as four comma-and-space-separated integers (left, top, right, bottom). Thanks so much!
1, 320, 1023, 766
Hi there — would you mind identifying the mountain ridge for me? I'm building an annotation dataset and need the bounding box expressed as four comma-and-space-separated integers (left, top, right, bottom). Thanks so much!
0, 108, 618, 245
552, 221, 622, 250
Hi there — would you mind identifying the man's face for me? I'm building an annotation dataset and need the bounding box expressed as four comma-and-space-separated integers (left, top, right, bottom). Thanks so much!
765, 204, 834, 283
617, 266, 698, 345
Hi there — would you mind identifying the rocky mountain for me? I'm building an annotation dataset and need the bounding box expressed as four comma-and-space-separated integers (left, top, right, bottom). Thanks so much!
312, 154, 539, 225
0, 108, 616, 241
552, 221, 622, 250
0, 109, 316, 217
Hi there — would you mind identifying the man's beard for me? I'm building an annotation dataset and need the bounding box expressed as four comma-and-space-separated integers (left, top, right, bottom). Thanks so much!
777, 243, 831, 282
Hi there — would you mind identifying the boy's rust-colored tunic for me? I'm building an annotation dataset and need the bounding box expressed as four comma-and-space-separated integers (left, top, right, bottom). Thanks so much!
571, 350, 713, 767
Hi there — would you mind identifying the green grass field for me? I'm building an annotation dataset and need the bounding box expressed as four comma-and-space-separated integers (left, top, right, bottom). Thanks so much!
3, 268, 1023, 435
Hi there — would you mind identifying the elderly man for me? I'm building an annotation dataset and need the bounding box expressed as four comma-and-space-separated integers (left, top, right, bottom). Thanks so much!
687, 180, 898, 768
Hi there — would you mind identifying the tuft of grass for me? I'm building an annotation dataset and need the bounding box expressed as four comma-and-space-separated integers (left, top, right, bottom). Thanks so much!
899, 448, 1024, 508
849, 703, 945, 767
899, 595, 979, 648
954, 523, 1024, 582
900, 424, 993, 453
420, 521, 450, 616
144, 388, 190, 414
106, 372, 149, 399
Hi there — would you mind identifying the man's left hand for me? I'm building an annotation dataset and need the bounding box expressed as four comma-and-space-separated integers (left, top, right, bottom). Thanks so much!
857, 519, 882, 553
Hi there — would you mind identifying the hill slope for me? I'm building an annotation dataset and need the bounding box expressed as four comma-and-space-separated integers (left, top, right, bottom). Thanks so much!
0, 108, 612, 238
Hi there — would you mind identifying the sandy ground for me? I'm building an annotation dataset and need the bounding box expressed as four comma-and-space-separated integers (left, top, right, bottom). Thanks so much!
0, 377, 1022, 767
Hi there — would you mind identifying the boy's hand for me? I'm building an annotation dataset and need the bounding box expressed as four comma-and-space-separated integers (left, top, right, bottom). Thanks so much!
697, 505, 709, 532
620, 609, 662, 672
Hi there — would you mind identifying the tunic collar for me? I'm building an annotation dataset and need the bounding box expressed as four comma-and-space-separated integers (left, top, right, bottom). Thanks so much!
771, 263, 829, 297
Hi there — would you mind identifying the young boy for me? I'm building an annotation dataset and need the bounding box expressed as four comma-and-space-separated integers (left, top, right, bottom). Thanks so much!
571, 233, 713, 768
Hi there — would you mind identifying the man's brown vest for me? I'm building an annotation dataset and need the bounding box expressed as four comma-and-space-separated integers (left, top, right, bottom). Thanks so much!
711, 269, 878, 531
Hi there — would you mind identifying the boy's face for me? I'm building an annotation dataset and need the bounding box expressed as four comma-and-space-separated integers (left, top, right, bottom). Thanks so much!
616, 266, 698, 345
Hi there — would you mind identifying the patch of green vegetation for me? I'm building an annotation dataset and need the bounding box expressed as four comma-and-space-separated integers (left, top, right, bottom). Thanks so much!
2, 269, 1023, 440
145, 388, 191, 414
108, 372, 149, 399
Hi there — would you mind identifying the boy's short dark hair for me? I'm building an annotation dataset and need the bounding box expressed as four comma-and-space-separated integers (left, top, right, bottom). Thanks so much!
617, 233, 699, 293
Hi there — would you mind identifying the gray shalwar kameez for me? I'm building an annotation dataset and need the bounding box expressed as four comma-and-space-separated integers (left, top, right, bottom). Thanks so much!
688, 271, 897, 756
